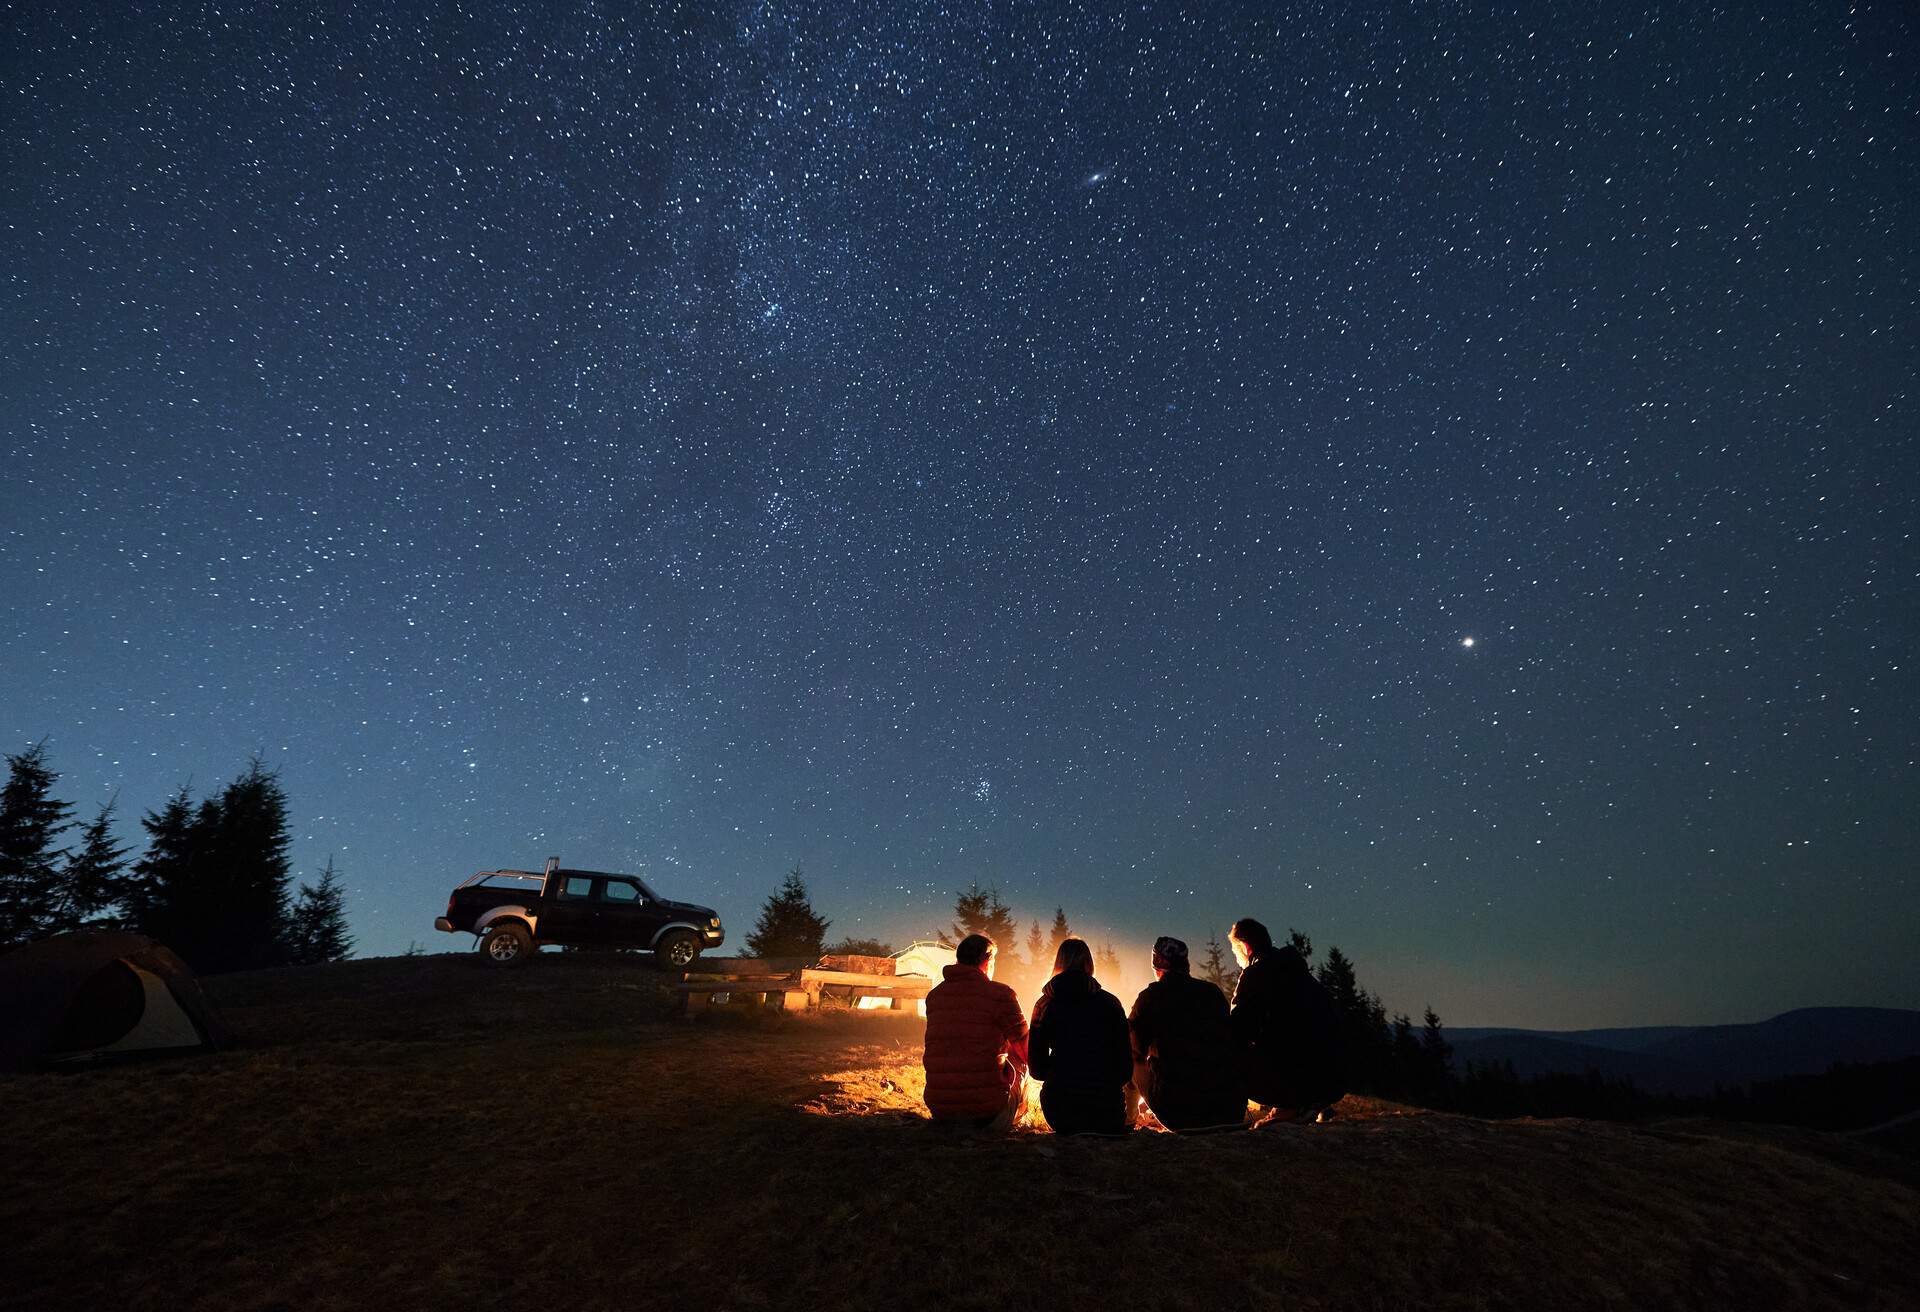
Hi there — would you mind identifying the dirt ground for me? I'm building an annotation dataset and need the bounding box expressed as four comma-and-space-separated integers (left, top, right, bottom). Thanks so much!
4, 954, 1917, 1311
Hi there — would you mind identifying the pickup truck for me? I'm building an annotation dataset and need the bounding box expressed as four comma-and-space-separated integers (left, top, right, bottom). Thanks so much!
434, 859, 725, 968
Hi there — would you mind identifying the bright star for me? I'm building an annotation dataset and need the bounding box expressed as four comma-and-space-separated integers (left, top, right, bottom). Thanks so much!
1460, 636, 1475, 648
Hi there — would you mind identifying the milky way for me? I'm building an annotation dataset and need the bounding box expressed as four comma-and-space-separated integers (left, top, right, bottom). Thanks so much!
3, 3, 1915, 1025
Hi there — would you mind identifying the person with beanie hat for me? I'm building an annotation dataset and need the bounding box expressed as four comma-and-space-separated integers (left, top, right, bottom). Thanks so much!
1128, 935, 1246, 1131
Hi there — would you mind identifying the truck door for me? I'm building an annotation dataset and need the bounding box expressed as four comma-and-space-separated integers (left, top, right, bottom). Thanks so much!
597, 877, 653, 949
540, 874, 601, 945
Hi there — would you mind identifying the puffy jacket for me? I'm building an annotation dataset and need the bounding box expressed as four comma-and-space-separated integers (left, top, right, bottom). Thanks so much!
1029, 970, 1132, 1134
923, 963, 1029, 1119
1230, 946, 1345, 1110
1128, 968, 1245, 1130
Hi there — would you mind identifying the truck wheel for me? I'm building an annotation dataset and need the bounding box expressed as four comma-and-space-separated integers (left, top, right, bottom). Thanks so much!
480, 921, 533, 967
655, 931, 700, 970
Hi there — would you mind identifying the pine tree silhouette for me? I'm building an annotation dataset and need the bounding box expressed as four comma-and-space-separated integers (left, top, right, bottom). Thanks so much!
950, 884, 990, 943
127, 785, 196, 944
287, 857, 353, 964
54, 800, 131, 931
950, 883, 1016, 950
1025, 920, 1046, 970
1049, 906, 1071, 950
745, 867, 830, 959
1201, 931, 1238, 994
157, 762, 294, 973
0, 742, 73, 946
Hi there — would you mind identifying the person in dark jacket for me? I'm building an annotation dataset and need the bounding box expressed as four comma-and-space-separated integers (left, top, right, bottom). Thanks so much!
1027, 938, 1133, 1135
923, 933, 1029, 1130
1228, 917, 1344, 1121
1128, 936, 1247, 1131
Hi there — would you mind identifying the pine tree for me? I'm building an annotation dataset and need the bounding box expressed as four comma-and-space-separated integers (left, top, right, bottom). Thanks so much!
159, 763, 295, 974
981, 889, 1017, 949
1419, 1006, 1454, 1100
1318, 946, 1392, 1092
287, 857, 353, 965
1049, 906, 1071, 950
950, 884, 990, 943
0, 742, 73, 946
1025, 920, 1046, 970
126, 785, 197, 943
1200, 931, 1239, 995
950, 883, 1017, 950
54, 800, 131, 931
745, 867, 830, 959
209, 761, 295, 972
1316, 946, 1360, 1014
1287, 927, 1313, 964
1094, 941, 1121, 980
1390, 1012, 1421, 1096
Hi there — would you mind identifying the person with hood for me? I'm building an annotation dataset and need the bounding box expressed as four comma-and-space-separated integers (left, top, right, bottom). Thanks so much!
922, 933, 1029, 1130
1127, 935, 1247, 1131
1228, 917, 1344, 1121
1027, 937, 1134, 1135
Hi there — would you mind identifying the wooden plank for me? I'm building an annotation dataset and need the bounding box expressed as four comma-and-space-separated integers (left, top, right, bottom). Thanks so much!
798, 968, 931, 989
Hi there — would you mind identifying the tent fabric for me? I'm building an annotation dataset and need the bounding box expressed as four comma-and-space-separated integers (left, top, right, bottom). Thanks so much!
0, 930, 230, 1074
891, 940, 957, 980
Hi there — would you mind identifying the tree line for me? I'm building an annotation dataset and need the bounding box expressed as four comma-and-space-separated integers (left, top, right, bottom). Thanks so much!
0, 742, 351, 973
740, 870, 1457, 1105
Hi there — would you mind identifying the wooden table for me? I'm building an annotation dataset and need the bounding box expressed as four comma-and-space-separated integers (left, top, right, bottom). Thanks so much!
673, 967, 934, 1015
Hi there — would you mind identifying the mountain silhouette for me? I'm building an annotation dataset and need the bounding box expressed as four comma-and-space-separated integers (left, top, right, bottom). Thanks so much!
1448, 1007, 1920, 1095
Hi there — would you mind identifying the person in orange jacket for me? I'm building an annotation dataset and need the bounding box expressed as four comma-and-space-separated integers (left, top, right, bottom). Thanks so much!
923, 933, 1029, 1130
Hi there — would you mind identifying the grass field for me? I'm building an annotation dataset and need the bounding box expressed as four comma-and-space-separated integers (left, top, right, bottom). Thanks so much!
5, 953, 1918, 1311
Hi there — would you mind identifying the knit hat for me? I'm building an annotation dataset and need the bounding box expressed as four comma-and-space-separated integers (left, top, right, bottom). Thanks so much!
1151, 936, 1189, 971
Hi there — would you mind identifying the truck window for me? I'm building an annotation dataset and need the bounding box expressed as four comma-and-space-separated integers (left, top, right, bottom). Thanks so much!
557, 876, 595, 901
603, 880, 642, 904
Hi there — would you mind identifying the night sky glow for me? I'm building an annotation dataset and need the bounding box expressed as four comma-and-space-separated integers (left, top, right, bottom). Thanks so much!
4, 4, 1916, 1027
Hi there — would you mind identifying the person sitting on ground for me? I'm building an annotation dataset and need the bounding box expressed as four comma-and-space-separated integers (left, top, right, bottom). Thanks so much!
1228, 917, 1344, 1123
1027, 937, 1134, 1135
923, 933, 1030, 1131
1127, 935, 1247, 1131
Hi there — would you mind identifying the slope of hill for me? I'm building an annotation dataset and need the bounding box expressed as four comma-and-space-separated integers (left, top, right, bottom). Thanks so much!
3, 955, 1917, 1311
1450, 1007, 1920, 1095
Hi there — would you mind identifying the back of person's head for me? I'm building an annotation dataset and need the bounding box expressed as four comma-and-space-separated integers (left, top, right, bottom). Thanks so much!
955, 933, 995, 967
1151, 935, 1190, 974
1053, 937, 1094, 976
1230, 917, 1273, 957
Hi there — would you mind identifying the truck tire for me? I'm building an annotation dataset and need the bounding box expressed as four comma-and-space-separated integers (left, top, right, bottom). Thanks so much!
480, 921, 534, 967
655, 930, 700, 970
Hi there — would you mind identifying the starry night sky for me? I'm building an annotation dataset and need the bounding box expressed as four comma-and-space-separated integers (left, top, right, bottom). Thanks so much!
4, 3, 1916, 1027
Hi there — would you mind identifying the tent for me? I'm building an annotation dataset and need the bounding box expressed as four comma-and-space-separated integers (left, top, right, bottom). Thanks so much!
0, 931, 231, 1074
891, 940, 957, 980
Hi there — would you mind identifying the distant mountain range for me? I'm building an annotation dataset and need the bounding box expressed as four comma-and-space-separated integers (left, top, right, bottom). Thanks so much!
1447, 1007, 1920, 1096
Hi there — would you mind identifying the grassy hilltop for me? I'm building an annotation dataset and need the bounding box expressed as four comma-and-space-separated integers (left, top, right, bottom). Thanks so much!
5, 954, 1918, 1311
